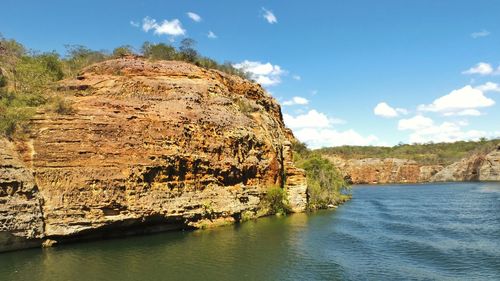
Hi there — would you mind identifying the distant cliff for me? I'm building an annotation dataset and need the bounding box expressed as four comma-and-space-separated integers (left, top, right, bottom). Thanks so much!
431, 144, 500, 182
0, 57, 308, 252
324, 144, 500, 184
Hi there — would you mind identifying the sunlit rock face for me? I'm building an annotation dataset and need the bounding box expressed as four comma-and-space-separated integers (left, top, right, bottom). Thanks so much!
327, 156, 443, 184
0, 57, 307, 252
327, 144, 500, 184
0, 139, 44, 252
431, 144, 500, 182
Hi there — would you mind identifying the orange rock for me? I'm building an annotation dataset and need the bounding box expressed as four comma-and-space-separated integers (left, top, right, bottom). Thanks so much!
0, 58, 307, 251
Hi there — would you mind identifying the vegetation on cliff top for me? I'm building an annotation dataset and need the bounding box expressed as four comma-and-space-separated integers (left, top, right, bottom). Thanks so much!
293, 142, 351, 210
318, 139, 500, 165
0, 34, 249, 137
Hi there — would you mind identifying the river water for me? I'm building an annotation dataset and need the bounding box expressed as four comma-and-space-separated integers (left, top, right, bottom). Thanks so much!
0, 182, 499, 281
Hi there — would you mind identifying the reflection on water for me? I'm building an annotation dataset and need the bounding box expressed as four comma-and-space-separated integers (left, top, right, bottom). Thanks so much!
477, 184, 500, 193
0, 182, 499, 281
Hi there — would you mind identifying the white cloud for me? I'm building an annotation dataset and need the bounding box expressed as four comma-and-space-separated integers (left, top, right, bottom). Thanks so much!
396, 108, 409, 115
130, 20, 139, 27
207, 31, 217, 39
142, 17, 186, 36
398, 115, 434, 131
233, 60, 285, 86
471, 30, 490, 39
284, 110, 374, 148
292, 75, 301, 81
262, 8, 277, 24
374, 102, 398, 118
187, 12, 202, 22
293, 128, 379, 148
374, 102, 408, 118
462, 62, 494, 75
418, 85, 495, 114
284, 110, 331, 129
443, 109, 482, 116
283, 96, 309, 106
398, 115, 499, 143
476, 82, 500, 92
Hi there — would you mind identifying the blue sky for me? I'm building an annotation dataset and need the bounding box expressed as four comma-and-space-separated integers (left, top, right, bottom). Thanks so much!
2, 0, 500, 148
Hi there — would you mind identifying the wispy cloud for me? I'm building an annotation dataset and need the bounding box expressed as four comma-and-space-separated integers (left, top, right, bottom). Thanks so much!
283, 96, 309, 106
462, 62, 499, 76
262, 8, 277, 24
476, 82, 500, 92
292, 75, 301, 81
471, 30, 490, 39
398, 115, 496, 143
130, 20, 140, 27
187, 12, 202, 22
142, 17, 186, 36
207, 31, 217, 39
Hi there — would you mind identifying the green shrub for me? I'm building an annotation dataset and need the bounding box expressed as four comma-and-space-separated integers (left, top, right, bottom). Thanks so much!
112, 45, 135, 58
50, 96, 74, 115
317, 139, 500, 165
0, 73, 6, 88
264, 186, 290, 215
0, 104, 34, 137
235, 98, 258, 116
141, 42, 177, 61
293, 141, 351, 210
63, 45, 108, 77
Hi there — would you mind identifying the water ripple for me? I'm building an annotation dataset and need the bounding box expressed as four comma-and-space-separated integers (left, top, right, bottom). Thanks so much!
0, 182, 499, 281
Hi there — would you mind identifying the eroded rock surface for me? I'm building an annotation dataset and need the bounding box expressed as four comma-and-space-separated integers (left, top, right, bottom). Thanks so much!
327, 156, 443, 184
0, 139, 44, 252
0, 58, 307, 251
479, 145, 500, 181
431, 144, 500, 182
328, 144, 500, 184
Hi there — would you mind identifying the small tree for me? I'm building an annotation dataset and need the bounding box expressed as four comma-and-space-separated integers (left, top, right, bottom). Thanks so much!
64, 45, 108, 76
141, 42, 177, 60
179, 38, 198, 63
112, 45, 135, 58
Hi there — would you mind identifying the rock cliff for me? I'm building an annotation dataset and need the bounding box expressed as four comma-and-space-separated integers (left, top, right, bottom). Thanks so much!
0, 57, 307, 252
327, 156, 443, 184
431, 144, 500, 182
328, 144, 500, 184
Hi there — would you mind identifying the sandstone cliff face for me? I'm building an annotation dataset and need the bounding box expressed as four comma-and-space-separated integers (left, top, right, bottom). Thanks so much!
328, 144, 500, 184
479, 145, 500, 181
431, 144, 500, 182
327, 156, 443, 184
0, 139, 44, 251
0, 58, 307, 251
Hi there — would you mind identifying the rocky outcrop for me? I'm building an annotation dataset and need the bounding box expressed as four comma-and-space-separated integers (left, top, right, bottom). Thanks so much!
431, 144, 500, 182
327, 156, 443, 184
328, 144, 500, 184
0, 139, 44, 252
479, 145, 500, 181
0, 57, 308, 252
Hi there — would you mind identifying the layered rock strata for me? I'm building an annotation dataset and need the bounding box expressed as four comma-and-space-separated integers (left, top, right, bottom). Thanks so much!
328, 144, 500, 184
431, 144, 500, 182
327, 156, 443, 184
0, 58, 308, 252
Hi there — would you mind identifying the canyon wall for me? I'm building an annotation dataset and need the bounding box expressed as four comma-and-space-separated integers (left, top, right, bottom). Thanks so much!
328, 144, 500, 184
327, 156, 443, 184
431, 144, 500, 182
0, 58, 307, 252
